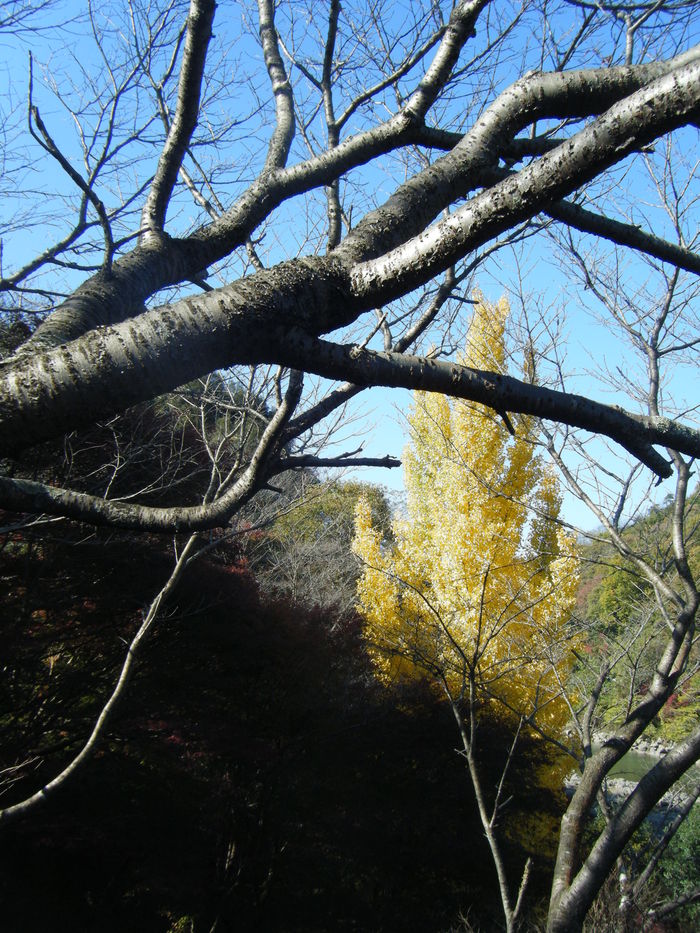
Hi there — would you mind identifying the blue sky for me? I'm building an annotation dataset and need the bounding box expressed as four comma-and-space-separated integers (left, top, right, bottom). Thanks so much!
331, 207, 699, 533
2, 1, 698, 534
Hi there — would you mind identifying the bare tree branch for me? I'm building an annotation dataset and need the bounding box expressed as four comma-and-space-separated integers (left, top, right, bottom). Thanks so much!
140, 0, 216, 238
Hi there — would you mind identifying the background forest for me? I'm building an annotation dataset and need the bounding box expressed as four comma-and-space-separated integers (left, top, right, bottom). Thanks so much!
1, 364, 698, 931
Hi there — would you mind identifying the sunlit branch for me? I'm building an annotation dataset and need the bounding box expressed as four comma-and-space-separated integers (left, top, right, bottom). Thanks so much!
257, 0, 295, 173
278, 333, 698, 477
140, 0, 216, 237
547, 199, 700, 275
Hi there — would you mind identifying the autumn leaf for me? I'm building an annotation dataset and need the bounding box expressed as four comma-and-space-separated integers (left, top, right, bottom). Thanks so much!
353, 296, 580, 734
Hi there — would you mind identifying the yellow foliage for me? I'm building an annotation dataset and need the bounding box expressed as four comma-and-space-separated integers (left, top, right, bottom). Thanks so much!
505, 809, 563, 860
353, 296, 580, 735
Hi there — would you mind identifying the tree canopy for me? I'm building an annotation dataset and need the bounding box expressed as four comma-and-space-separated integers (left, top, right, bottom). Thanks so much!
352, 297, 580, 932
354, 296, 579, 730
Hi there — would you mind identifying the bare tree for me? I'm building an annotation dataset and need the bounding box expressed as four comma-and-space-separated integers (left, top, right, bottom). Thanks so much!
246, 476, 394, 619
1, 1, 700, 929
0, 0, 698, 493
532, 153, 700, 931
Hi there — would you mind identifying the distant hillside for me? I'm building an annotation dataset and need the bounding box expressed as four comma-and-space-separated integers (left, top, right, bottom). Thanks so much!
573, 487, 699, 742
576, 489, 699, 621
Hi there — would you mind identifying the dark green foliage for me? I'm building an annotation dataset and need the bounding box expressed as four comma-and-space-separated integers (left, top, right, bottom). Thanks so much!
578, 492, 699, 628
248, 478, 395, 616
659, 807, 700, 928
0, 522, 559, 932
270, 479, 394, 545
0, 314, 32, 358
574, 491, 700, 739
582, 555, 652, 632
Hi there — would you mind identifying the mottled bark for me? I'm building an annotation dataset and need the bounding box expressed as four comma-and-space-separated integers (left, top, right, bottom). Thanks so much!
548, 729, 700, 933
3, 49, 700, 467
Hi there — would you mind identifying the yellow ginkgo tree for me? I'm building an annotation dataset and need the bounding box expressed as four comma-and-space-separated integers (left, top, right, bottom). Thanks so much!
352, 295, 580, 933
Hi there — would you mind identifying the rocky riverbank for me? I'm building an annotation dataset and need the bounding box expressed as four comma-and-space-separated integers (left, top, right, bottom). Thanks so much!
594, 732, 674, 758
563, 734, 694, 828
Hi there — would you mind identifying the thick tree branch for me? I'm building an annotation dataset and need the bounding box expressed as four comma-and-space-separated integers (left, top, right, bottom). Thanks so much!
283, 452, 401, 471
553, 727, 700, 932
2, 248, 699, 476
350, 56, 700, 300
546, 198, 700, 274
341, 46, 700, 264
0, 370, 304, 532
0, 449, 398, 531
400, 0, 487, 123
281, 266, 465, 444
276, 335, 697, 477
645, 887, 700, 924
258, 0, 295, 173
140, 0, 216, 238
